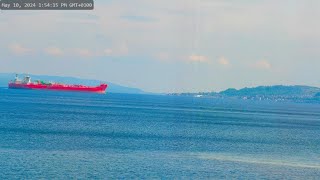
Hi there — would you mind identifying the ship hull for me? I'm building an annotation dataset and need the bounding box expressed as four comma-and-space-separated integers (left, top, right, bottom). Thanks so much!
8, 83, 108, 94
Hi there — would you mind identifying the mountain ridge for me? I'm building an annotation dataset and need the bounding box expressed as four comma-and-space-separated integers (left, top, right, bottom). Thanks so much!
219, 85, 320, 97
169, 85, 320, 101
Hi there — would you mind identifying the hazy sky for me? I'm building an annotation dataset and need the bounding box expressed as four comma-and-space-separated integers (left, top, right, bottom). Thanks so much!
1, 0, 320, 93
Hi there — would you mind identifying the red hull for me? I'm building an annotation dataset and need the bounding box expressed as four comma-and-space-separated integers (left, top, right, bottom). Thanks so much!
8, 83, 108, 94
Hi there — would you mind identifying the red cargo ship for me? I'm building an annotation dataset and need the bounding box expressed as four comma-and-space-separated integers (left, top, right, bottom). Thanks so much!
8, 75, 108, 94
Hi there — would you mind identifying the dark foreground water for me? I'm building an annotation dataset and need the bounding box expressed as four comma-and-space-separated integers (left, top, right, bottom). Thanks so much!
0, 89, 319, 179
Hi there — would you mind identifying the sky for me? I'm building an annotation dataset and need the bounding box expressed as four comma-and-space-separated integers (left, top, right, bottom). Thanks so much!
1, 0, 320, 93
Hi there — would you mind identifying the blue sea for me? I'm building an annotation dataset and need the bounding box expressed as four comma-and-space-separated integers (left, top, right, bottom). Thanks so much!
0, 88, 319, 179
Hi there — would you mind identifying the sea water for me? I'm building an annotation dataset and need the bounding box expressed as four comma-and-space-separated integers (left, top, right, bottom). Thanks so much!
0, 88, 319, 179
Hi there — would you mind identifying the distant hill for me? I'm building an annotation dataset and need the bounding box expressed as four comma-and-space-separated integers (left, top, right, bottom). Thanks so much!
169, 85, 320, 101
220, 85, 320, 98
0, 73, 146, 94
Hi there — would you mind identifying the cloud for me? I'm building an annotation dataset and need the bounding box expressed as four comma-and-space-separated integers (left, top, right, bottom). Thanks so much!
43, 43, 129, 58
118, 42, 129, 55
9, 43, 33, 55
120, 15, 157, 22
71, 44, 128, 58
218, 56, 230, 66
44, 47, 63, 56
72, 48, 93, 57
188, 54, 209, 63
102, 42, 129, 56
103, 48, 113, 56
154, 52, 170, 61
254, 60, 272, 69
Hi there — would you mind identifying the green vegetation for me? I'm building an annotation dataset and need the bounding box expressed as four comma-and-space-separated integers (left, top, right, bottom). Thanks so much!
169, 85, 320, 102
220, 85, 320, 97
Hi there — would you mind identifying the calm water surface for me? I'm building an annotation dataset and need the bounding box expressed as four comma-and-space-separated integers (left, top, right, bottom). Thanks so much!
0, 89, 319, 179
